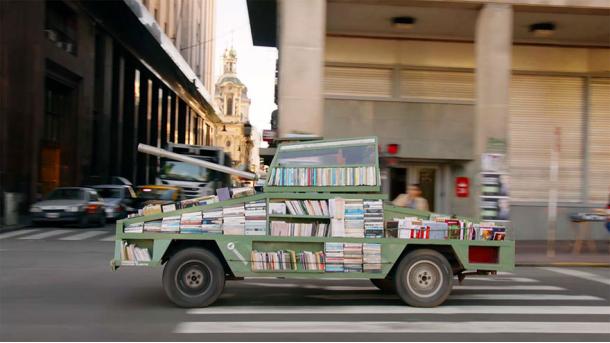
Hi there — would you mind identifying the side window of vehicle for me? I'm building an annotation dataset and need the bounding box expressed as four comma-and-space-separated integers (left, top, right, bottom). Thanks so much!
128, 187, 137, 199
89, 191, 100, 201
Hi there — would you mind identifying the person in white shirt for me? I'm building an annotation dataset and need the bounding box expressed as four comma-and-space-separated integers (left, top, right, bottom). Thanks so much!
392, 183, 429, 211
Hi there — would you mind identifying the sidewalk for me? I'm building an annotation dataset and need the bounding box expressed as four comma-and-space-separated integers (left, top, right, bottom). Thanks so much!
516, 240, 610, 267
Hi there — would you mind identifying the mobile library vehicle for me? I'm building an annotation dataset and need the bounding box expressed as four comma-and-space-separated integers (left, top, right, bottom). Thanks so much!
112, 137, 514, 308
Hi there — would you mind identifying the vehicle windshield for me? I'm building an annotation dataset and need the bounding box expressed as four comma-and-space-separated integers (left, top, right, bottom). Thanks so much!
160, 160, 210, 182
94, 188, 122, 199
136, 187, 176, 201
276, 140, 376, 167
47, 189, 85, 200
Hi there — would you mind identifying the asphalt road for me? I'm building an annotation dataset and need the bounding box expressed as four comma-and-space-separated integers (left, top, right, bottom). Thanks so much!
1, 225, 609, 341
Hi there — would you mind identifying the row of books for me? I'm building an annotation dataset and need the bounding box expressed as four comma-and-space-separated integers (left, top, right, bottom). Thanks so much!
324, 242, 382, 273
267, 167, 377, 187
250, 250, 325, 271
270, 221, 330, 237
251, 250, 296, 271
274, 200, 330, 216
120, 242, 151, 265
387, 217, 506, 241
132, 195, 219, 218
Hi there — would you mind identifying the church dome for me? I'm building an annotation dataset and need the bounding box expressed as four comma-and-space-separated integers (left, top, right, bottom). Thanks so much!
218, 75, 244, 86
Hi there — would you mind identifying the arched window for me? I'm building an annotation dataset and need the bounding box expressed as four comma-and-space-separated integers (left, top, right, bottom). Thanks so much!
226, 96, 233, 116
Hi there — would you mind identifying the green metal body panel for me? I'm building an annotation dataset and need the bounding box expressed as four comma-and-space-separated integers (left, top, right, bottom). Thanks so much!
112, 192, 515, 276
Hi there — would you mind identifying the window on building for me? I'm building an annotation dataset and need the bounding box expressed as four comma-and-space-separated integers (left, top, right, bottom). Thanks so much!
44, 0, 78, 55
226, 96, 233, 116
154, 8, 159, 21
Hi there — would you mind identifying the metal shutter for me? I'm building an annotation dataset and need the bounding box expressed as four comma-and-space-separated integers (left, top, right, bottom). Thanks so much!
399, 70, 474, 101
324, 66, 392, 97
588, 78, 610, 204
509, 74, 584, 202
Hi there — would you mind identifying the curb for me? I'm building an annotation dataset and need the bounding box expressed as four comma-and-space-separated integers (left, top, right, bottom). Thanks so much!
0, 225, 29, 234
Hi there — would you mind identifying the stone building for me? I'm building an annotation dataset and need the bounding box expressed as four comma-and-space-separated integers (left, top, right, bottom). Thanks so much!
214, 48, 255, 171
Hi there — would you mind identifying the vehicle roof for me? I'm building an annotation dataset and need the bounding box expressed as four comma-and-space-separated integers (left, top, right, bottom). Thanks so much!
92, 184, 130, 188
52, 187, 96, 191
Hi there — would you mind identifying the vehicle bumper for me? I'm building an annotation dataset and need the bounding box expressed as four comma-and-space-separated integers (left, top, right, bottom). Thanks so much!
31, 212, 85, 223
105, 209, 125, 219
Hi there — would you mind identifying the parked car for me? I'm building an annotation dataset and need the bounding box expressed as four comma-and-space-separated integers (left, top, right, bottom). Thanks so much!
134, 185, 181, 209
30, 187, 106, 227
92, 184, 137, 220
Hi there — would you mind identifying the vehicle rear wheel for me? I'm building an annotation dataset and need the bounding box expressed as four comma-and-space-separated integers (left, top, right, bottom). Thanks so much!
370, 278, 395, 293
97, 214, 106, 227
162, 247, 225, 308
394, 249, 452, 307
78, 215, 89, 228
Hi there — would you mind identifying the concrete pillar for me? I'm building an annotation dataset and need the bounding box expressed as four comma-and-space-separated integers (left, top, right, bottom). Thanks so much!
471, 3, 513, 218
277, 0, 326, 137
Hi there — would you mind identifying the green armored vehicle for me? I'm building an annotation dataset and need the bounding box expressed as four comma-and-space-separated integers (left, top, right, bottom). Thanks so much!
112, 137, 514, 308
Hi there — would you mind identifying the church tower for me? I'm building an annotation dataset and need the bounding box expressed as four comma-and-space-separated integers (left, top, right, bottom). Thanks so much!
214, 47, 254, 172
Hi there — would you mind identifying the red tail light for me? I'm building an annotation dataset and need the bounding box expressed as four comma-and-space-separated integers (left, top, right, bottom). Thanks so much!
86, 204, 98, 213
468, 246, 499, 264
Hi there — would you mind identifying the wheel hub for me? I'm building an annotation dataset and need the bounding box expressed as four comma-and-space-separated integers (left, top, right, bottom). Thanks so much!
406, 260, 443, 298
184, 269, 204, 288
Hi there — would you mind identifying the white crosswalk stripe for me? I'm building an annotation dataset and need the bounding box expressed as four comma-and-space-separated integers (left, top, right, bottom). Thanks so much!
18, 229, 73, 240
0, 229, 41, 240
187, 305, 610, 315
100, 235, 116, 241
175, 321, 610, 334
541, 267, 610, 286
59, 230, 107, 241
308, 293, 603, 301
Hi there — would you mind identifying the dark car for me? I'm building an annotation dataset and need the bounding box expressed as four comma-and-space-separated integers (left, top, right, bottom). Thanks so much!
30, 187, 106, 227
92, 184, 137, 220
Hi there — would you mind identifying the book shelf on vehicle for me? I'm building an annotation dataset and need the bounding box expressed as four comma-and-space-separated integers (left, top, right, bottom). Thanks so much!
264, 137, 381, 194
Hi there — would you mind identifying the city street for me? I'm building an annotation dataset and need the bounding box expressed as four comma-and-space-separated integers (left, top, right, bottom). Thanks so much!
0, 226, 609, 341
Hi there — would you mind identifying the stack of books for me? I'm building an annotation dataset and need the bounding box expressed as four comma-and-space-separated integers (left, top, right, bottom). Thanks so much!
143, 220, 162, 233
121, 242, 151, 265
363, 243, 382, 273
268, 166, 377, 187
268, 202, 287, 215
344, 199, 364, 237
201, 209, 223, 234
329, 198, 345, 237
124, 222, 143, 233
298, 251, 325, 271
180, 212, 203, 234
284, 200, 329, 216
343, 243, 363, 272
364, 199, 384, 238
161, 215, 180, 233
270, 221, 329, 237
324, 242, 344, 272
222, 205, 245, 235
245, 200, 267, 235
251, 250, 296, 271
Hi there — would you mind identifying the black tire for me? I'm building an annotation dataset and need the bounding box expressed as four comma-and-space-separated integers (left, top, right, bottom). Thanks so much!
78, 215, 89, 228
97, 214, 107, 227
162, 248, 225, 308
394, 249, 453, 307
370, 278, 396, 293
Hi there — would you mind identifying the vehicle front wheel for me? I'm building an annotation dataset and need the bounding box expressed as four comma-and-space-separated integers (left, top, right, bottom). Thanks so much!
162, 248, 225, 308
394, 249, 453, 307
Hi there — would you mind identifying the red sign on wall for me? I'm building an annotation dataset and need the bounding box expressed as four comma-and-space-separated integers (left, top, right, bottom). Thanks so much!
456, 177, 469, 198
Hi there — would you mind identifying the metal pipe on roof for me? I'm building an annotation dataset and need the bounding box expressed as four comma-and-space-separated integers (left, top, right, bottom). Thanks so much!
137, 144, 256, 180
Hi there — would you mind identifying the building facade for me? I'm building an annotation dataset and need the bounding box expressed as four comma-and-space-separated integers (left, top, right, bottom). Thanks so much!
140, 0, 216, 92
214, 48, 256, 171
247, 0, 610, 240
0, 0, 220, 226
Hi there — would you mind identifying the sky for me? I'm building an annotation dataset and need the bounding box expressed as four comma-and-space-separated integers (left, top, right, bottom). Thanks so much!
214, 0, 278, 132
